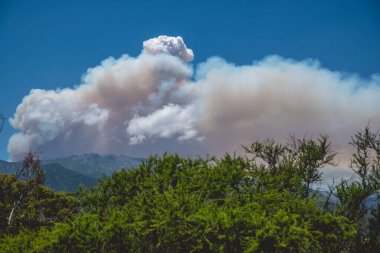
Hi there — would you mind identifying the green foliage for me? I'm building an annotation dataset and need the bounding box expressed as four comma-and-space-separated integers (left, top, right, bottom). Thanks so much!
334, 126, 380, 252
1, 152, 355, 252
0, 173, 79, 236
0, 152, 79, 237
243, 135, 335, 196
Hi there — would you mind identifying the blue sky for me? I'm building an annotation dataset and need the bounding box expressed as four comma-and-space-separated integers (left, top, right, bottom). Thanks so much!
0, 0, 379, 160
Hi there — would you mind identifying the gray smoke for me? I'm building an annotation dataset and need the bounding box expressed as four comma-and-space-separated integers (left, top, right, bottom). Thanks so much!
8, 36, 380, 172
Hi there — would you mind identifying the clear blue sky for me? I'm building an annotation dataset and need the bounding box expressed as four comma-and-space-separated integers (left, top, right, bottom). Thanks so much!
0, 0, 379, 160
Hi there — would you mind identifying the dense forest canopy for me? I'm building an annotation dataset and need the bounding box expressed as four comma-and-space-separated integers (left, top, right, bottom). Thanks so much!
0, 125, 379, 252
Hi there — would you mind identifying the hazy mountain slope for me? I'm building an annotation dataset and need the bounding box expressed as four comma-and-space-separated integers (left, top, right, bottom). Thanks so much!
42, 163, 97, 192
0, 160, 18, 174
43, 153, 144, 178
1, 153, 143, 192
0, 160, 97, 192
0, 154, 143, 191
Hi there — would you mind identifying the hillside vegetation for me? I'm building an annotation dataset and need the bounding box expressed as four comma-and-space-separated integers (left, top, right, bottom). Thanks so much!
0, 127, 380, 252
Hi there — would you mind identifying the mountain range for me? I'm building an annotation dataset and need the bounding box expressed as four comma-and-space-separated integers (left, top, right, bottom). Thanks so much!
0, 153, 144, 192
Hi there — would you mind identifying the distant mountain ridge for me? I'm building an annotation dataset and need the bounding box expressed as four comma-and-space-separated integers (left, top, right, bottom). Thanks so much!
43, 153, 144, 178
43, 163, 97, 192
0, 153, 144, 192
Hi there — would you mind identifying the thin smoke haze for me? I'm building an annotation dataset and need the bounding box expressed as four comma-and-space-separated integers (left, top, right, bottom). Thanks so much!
8, 36, 380, 168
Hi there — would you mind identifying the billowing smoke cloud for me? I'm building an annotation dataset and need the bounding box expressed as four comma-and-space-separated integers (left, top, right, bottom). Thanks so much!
127, 103, 200, 145
143, 35, 194, 63
8, 36, 380, 171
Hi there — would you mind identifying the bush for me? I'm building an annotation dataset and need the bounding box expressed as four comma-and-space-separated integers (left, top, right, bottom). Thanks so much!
1, 153, 355, 252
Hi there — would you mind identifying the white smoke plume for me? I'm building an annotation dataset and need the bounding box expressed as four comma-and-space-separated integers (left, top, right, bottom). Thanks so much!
127, 103, 200, 145
8, 35, 380, 170
143, 35, 194, 63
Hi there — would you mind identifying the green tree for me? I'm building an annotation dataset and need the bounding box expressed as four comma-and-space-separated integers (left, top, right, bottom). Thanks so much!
0, 152, 78, 236
333, 126, 380, 252
1, 152, 355, 252
243, 135, 335, 196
